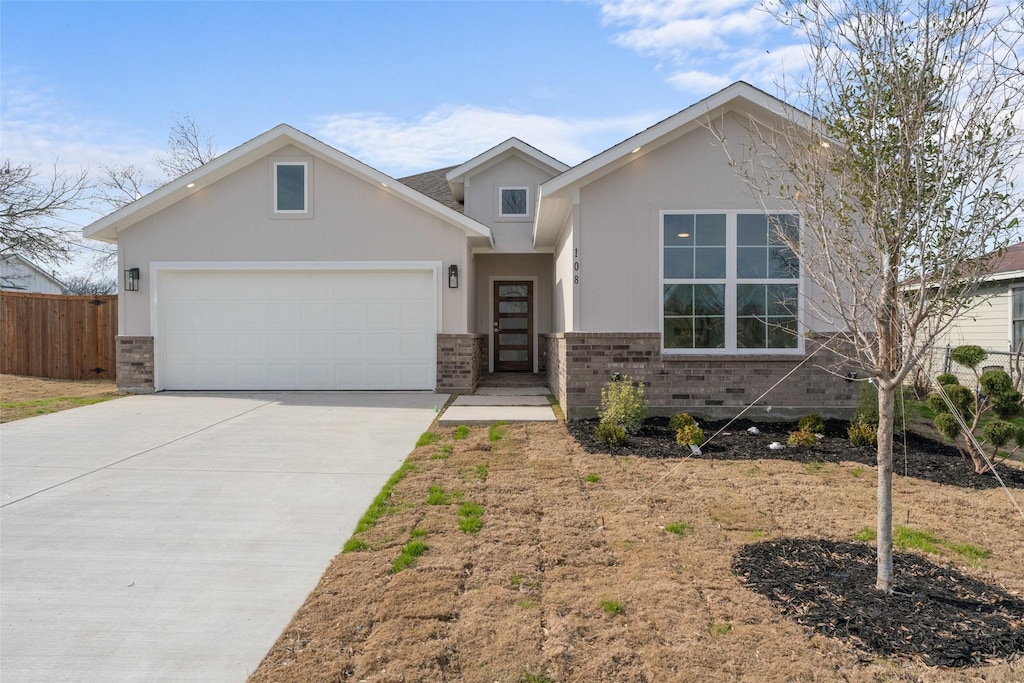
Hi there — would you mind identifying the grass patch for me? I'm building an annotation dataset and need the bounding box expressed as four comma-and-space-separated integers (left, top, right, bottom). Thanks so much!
804, 461, 824, 474
600, 599, 624, 616
342, 538, 368, 553
392, 540, 428, 573
427, 485, 456, 506
415, 431, 442, 448
584, 473, 601, 483
353, 462, 417, 534
851, 465, 866, 478
520, 671, 552, 683
854, 525, 991, 562
665, 522, 692, 536
409, 527, 427, 539
488, 421, 507, 443
710, 621, 733, 635
517, 599, 539, 610
0, 395, 119, 422
458, 502, 484, 533
462, 464, 488, 482
432, 444, 453, 460
453, 425, 470, 440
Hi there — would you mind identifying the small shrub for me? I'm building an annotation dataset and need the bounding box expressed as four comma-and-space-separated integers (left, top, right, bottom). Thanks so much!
453, 425, 470, 440
787, 429, 817, 448
856, 381, 905, 432
597, 375, 647, 434
935, 372, 959, 386
982, 419, 1017, 449
798, 413, 825, 433
949, 344, 987, 369
600, 599, 624, 616
595, 422, 627, 446
929, 383, 975, 416
675, 423, 705, 447
848, 420, 877, 446
669, 412, 697, 432
933, 412, 961, 441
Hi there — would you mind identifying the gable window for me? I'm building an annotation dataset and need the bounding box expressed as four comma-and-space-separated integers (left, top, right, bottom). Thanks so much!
662, 212, 801, 353
274, 162, 307, 213
499, 187, 529, 217
1013, 288, 1024, 352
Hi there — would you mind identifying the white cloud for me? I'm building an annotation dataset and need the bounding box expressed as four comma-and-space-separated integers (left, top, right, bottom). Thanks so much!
599, 0, 808, 96
314, 105, 666, 176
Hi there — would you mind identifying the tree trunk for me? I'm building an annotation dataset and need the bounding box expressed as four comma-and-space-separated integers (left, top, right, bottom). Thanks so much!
875, 381, 896, 593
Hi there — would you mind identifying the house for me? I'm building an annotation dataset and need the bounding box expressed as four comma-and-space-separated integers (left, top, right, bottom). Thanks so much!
83, 82, 857, 419
0, 254, 66, 294
922, 242, 1024, 376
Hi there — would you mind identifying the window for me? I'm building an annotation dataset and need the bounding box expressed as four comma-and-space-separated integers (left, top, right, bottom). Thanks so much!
662, 212, 800, 353
499, 187, 528, 217
1013, 288, 1024, 351
274, 162, 307, 213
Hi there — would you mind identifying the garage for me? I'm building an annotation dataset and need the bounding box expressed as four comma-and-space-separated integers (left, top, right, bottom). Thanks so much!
156, 267, 437, 390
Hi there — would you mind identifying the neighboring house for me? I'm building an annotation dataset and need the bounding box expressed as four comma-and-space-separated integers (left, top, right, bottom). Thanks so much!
83, 81, 857, 419
0, 254, 66, 294
929, 241, 1024, 357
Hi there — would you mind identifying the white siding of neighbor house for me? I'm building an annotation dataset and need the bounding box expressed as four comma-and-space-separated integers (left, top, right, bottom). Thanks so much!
571, 112, 832, 335
117, 144, 471, 337
464, 155, 557, 253
933, 282, 1013, 351
0, 257, 64, 294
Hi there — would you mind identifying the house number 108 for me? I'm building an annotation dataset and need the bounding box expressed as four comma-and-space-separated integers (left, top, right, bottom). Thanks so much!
574, 248, 580, 285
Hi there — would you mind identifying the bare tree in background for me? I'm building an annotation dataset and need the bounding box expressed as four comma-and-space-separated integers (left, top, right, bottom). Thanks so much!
0, 160, 90, 277
713, 0, 1024, 592
156, 114, 217, 179
62, 273, 118, 295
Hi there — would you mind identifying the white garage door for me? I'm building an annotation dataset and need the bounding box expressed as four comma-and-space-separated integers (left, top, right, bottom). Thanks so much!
158, 269, 436, 390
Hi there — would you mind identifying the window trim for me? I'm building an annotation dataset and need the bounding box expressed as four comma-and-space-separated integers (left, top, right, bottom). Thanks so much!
1011, 286, 1024, 352
660, 210, 804, 356
498, 186, 530, 218
273, 161, 309, 214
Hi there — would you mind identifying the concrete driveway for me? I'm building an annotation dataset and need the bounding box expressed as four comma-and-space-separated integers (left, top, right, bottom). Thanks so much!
0, 391, 444, 682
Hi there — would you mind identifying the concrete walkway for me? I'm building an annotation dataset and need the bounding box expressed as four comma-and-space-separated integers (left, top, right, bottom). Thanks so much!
0, 391, 443, 682
438, 386, 557, 425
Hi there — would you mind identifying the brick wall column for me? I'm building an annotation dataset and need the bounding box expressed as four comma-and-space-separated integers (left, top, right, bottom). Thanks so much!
437, 334, 484, 394
116, 336, 155, 393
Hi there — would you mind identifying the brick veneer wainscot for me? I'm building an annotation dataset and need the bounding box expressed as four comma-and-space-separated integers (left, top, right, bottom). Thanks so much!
437, 334, 485, 394
546, 332, 857, 421
116, 336, 155, 393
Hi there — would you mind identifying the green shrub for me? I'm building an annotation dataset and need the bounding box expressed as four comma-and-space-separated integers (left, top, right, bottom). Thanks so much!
934, 412, 961, 441
668, 412, 697, 432
949, 344, 987, 369
597, 376, 647, 434
856, 381, 879, 426
787, 429, 817, 447
595, 422, 627, 446
929, 383, 974, 416
982, 419, 1017, 449
848, 420, 877, 446
798, 413, 825, 433
675, 423, 705, 447
935, 372, 959, 387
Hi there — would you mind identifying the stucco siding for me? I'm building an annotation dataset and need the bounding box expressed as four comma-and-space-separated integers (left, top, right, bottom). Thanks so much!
553, 220, 573, 332
118, 144, 470, 336
473, 253, 553, 371
464, 156, 556, 252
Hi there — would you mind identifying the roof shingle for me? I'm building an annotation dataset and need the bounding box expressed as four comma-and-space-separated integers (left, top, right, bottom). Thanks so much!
398, 166, 463, 213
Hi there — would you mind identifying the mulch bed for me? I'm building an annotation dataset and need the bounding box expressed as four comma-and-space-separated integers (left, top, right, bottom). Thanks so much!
567, 417, 1024, 489
568, 417, 1024, 668
733, 539, 1024, 668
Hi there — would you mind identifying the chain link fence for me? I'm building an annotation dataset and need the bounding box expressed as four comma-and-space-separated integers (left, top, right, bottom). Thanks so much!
911, 345, 1024, 396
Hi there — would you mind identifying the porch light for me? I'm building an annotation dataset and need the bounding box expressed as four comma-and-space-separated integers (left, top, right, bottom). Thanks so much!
125, 268, 140, 292
448, 264, 459, 289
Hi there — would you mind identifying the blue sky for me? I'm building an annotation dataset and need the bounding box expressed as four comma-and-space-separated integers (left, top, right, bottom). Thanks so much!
2, 0, 804, 277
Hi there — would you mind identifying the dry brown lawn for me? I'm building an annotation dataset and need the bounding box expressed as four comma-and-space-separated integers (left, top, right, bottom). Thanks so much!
250, 420, 1024, 683
0, 374, 121, 422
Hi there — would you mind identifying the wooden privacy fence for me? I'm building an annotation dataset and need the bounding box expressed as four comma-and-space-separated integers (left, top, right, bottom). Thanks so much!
1, 292, 117, 380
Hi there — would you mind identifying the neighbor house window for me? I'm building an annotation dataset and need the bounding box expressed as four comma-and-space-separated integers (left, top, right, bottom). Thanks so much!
662, 212, 801, 353
499, 187, 529, 217
274, 162, 307, 213
1013, 288, 1024, 351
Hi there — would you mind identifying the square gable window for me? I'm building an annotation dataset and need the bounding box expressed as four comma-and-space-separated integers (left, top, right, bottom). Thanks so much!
499, 187, 529, 217
274, 162, 307, 213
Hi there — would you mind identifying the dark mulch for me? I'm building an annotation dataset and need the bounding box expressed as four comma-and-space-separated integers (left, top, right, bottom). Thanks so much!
566, 417, 1024, 489
733, 539, 1024, 667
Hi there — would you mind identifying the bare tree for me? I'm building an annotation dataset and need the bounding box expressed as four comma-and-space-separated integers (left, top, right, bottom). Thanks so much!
1, 159, 90, 269
156, 114, 217, 179
713, 0, 1024, 592
62, 273, 118, 295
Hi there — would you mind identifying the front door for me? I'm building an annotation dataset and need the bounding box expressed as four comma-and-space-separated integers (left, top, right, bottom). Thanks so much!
493, 281, 533, 372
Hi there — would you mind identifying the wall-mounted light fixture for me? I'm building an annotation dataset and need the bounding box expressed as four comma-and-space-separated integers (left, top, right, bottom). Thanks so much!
125, 268, 140, 292
448, 264, 459, 289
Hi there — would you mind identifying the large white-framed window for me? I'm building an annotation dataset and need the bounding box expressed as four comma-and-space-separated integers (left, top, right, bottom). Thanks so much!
499, 186, 529, 217
1012, 287, 1024, 351
274, 161, 308, 213
662, 211, 801, 353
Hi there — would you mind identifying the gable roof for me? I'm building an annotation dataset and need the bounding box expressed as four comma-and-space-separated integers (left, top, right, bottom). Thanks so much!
83, 124, 492, 249
398, 166, 463, 213
445, 137, 569, 203
976, 241, 1024, 281
0, 254, 67, 292
534, 81, 811, 247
